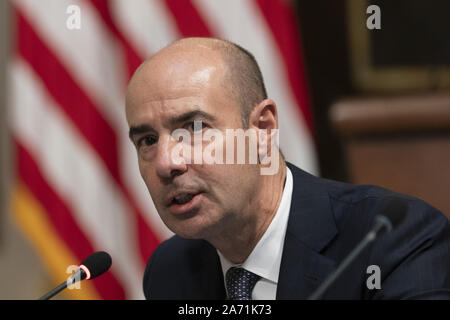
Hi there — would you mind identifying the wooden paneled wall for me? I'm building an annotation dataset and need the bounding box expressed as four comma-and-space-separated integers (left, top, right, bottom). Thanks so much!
330, 94, 450, 219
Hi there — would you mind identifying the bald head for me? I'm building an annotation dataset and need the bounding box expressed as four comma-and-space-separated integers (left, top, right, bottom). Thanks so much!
127, 37, 267, 128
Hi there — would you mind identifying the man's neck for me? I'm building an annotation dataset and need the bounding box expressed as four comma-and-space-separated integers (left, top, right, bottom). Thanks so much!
211, 160, 287, 264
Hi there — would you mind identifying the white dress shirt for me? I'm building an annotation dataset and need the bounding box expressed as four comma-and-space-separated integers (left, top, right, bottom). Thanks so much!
217, 167, 294, 299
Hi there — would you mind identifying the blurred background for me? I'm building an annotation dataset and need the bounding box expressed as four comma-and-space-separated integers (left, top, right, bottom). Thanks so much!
1, 0, 450, 299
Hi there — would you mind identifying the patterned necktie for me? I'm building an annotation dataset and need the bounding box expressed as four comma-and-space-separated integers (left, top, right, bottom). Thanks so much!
225, 267, 261, 300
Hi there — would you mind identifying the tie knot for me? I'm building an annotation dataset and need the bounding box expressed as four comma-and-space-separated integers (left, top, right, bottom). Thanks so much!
225, 267, 260, 300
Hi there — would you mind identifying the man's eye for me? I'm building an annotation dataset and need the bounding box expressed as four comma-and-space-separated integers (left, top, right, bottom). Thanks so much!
137, 135, 157, 147
186, 121, 205, 132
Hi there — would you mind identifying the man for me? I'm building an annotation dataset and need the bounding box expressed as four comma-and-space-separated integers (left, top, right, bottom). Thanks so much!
125, 37, 450, 299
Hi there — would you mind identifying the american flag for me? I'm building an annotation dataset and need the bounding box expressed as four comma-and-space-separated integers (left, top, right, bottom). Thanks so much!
9, 0, 317, 299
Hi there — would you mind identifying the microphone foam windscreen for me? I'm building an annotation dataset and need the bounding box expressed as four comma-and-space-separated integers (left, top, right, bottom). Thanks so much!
378, 197, 407, 229
81, 251, 112, 279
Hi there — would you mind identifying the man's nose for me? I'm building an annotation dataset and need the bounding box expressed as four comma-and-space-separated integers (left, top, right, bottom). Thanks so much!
154, 135, 188, 181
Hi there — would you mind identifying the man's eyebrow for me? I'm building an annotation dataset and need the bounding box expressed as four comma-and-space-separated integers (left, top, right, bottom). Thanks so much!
128, 124, 153, 140
168, 109, 217, 126
128, 110, 216, 139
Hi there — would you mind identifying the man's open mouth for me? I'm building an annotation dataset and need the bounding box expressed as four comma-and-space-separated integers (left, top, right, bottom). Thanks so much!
167, 190, 203, 207
173, 193, 196, 205
167, 191, 204, 215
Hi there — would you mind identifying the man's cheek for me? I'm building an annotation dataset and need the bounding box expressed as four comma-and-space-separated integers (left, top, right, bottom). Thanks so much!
140, 174, 160, 205
138, 163, 155, 187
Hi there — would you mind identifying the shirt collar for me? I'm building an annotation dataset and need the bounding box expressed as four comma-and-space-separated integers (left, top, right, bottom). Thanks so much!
217, 167, 294, 283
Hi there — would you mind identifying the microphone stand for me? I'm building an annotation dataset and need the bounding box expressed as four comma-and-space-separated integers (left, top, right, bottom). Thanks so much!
39, 269, 85, 300
39, 281, 69, 300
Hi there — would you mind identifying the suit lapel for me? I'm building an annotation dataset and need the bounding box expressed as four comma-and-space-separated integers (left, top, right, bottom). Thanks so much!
277, 163, 338, 299
189, 241, 226, 299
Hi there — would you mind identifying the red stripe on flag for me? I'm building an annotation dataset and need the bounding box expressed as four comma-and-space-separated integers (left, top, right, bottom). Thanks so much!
255, 0, 314, 135
16, 141, 126, 299
16, 8, 160, 265
87, 0, 143, 80
163, 0, 213, 37
123, 189, 160, 264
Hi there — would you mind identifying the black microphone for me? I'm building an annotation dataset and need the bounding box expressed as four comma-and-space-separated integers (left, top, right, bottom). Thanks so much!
39, 251, 112, 300
308, 197, 407, 300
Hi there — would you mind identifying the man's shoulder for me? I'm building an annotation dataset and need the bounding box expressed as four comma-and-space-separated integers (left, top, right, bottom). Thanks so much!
287, 161, 442, 215
287, 161, 449, 242
287, 163, 450, 299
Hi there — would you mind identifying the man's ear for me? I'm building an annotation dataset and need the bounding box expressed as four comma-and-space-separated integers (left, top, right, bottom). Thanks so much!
248, 99, 278, 131
248, 99, 278, 162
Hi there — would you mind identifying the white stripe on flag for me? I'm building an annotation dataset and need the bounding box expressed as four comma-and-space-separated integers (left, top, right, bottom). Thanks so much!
110, 0, 179, 57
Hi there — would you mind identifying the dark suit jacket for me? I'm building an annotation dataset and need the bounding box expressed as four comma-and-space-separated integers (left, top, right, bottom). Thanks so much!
143, 162, 450, 299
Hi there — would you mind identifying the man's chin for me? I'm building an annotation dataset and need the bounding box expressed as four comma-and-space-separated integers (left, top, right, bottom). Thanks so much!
171, 227, 209, 240
168, 217, 216, 240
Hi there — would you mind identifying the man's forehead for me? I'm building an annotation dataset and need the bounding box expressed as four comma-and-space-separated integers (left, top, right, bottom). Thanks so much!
139, 42, 224, 78
125, 39, 239, 127
127, 51, 225, 104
